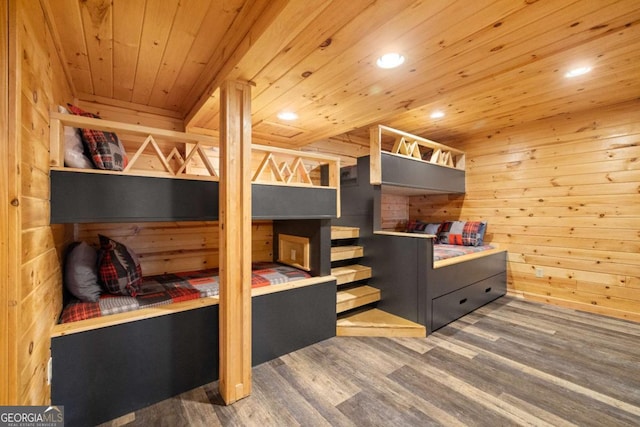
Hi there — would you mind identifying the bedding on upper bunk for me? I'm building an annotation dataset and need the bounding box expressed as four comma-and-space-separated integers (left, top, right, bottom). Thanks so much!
60, 262, 311, 323
433, 244, 497, 261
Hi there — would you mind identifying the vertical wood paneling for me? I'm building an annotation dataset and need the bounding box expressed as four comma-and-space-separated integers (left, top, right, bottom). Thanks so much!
79, 0, 113, 98
130, 0, 180, 104
1, 0, 11, 404
4, 0, 72, 406
409, 100, 640, 322
112, 0, 145, 101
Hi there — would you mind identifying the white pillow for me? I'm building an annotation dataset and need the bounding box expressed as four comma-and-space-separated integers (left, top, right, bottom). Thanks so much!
58, 105, 94, 169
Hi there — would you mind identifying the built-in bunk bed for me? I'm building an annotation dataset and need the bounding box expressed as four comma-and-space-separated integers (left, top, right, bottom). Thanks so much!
48, 109, 340, 427
335, 125, 506, 334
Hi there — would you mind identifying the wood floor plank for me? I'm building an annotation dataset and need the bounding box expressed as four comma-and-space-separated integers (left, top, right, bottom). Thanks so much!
98, 297, 640, 427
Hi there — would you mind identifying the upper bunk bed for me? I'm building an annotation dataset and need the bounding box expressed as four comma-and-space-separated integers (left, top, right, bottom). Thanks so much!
367, 124, 465, 195
49, 111, 341, 223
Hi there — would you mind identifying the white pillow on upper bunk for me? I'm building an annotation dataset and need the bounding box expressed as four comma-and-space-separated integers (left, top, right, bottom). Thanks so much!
58, 105, 94, 169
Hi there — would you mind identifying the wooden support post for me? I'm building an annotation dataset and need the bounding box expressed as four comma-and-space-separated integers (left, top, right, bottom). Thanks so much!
218, 80, 252, 404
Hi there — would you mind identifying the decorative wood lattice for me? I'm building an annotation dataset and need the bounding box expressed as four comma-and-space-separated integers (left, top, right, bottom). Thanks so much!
124, 135, 219, 179
49, 113, 341, 191
252, 153, 313, 185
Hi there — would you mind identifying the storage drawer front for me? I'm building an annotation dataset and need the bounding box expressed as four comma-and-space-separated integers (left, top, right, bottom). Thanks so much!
430, 251, 506, 298
431, 272, 506, 331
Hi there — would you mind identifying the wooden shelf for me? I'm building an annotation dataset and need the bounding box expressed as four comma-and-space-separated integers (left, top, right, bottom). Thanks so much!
337, 308, 426, 337
337, 285, 380, 313
331, 264, 372, 285
331, 245, 364, 262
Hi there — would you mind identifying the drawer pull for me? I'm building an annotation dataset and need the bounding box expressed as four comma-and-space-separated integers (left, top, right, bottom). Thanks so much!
485, 287, 492, 293
459, 298, 467, 305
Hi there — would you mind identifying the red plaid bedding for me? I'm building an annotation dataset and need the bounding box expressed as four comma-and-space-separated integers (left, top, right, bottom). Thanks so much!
60, 262, 311, 323
433, 244, 496, 261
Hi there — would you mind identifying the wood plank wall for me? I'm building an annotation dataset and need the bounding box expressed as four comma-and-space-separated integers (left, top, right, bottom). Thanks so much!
75, 221, 274, 276
5, 0, 73, 405
409, 100, 640, 322
1, 0, 10, 404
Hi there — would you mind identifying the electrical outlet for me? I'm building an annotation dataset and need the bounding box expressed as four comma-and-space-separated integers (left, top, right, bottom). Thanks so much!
535, 268, 544, 278
290, 249, 297, 261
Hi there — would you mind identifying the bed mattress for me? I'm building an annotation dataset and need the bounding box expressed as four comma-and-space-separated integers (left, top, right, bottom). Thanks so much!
60, 262, 311, 323
433, 244, 496, 261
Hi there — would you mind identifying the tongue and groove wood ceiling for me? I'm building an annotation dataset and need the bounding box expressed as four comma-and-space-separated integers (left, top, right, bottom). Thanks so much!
43, 0, 640, 147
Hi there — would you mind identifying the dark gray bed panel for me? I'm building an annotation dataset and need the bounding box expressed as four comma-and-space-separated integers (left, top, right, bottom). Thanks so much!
368, 234, 421, 322
50, 170, 219, 223
431, 272, 507, 331
380, 152, 465, 194
252, 184, 337, 219
427, 251, 507, 298
273, 219, 332, 276
252, 279, 337, 366
51, 305, 219, 427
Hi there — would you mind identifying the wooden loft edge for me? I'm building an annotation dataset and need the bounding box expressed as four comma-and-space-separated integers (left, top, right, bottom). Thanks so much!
49, 166, 219, 182
50, 276, 336, 339
74, 93, 184, 119
373, 230, 437, 239
50, 112, 215, 143
377, 124, 465, 155
50, 297, 220, 338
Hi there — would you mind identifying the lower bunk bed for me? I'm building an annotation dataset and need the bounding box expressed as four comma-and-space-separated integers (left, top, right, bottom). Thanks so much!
368, 231, 507, 334
51, 263, 336, 427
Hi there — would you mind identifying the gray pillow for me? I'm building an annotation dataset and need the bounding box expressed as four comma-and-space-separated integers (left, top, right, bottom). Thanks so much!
65, 242, 101, 302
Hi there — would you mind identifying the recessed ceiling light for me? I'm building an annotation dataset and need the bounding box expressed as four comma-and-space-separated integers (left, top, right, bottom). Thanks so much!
277, 111, 298, 121
430, 110, 445, 119
376, 53, 405, 69
564, 66, 592, 78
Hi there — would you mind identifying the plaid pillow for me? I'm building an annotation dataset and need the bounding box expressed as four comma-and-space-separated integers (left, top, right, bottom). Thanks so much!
438, 221, 487, 246
97, 234, 142, 296
438, 221, 465, 245
462, 221, 487, 246
67, 104, 128, 171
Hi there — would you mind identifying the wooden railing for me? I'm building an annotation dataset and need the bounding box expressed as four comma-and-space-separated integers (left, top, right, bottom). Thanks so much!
369, 124, 465, 185
49, 112, 340, 191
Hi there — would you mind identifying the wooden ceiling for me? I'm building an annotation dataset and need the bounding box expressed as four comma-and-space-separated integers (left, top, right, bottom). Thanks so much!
44, 0, 640, 148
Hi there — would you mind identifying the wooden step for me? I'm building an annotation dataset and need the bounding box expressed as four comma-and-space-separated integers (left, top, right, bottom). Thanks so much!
337, 308, 426, 337
331, 245, 363, 262
337, 285, 381, 313
331, 264, 372, 285
331, 226, 359, 240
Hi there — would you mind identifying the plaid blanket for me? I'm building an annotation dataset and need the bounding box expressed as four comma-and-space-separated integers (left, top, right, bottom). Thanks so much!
60, 262, 311, 323
433, 244, 496, 261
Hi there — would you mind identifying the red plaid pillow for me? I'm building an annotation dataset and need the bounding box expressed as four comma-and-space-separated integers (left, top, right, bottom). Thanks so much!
97, 235, 142, 296
67, 104, 128, 171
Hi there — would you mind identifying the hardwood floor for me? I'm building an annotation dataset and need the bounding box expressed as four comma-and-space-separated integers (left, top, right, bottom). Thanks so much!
100, 297, 640, 426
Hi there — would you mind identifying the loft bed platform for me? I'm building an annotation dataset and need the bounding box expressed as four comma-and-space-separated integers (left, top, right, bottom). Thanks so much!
369, 232, 506, 334
49, 112, 340, 222
51, 274, 336, 427
367, 124, 465, 195
51, 230, 336, 426
48, 112, 340, 426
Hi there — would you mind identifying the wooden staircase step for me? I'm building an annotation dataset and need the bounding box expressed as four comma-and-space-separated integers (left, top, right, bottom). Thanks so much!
331, 245, 363, 262
331, 264, 372, 285
337, 308, 426, 337
331, 226, 360, 240
337, 285, 381, 313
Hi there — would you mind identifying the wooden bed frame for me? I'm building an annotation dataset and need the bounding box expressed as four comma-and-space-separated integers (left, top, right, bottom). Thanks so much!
48, 115, 341, 426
